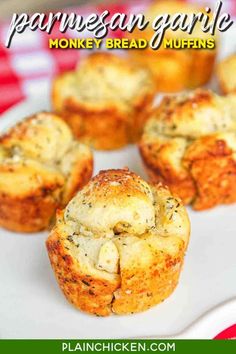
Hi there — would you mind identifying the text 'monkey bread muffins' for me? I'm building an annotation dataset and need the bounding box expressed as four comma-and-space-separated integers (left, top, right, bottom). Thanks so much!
52, 52, 155, 150
0, 112, 93, 233
46, 168, 190, 316
140, 89, 236, 210
129, 0, 217, 93
217, 54, 236, 94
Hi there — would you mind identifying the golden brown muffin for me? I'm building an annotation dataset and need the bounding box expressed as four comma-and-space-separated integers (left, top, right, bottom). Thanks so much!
0, 112, 93, 233
129, 0, 217, 92
140, 89, 236, 210
46, 168, 190, 316
52, 53, 155, 150
217, 54, 236, 94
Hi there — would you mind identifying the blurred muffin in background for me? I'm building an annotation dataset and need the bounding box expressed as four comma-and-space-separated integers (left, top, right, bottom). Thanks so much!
52, 53, 155, 150
129, 0, 217, 92
217, 54, 236, 94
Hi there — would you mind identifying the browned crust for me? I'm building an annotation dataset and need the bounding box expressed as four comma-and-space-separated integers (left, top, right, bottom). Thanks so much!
187, 50, 216, 89
52, 92, 154, 150
142, 163, 196, 206
140, 135, 236, 210
0, 157, 93, 233
0, 191, 60, 233
184, 137, 236, 210
55, 106, 130, 151
46, 227, 120, 316
112, 242, 185, 314
46, 225, 186, 316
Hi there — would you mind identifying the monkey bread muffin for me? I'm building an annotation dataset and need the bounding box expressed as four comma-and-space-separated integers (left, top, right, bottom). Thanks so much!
0, 112, 93, 232
140, 89, 236, 210
46, 168, 190, 316
217, 54, 236, 94
129, 0, 217, 92
52, 53, 155, 150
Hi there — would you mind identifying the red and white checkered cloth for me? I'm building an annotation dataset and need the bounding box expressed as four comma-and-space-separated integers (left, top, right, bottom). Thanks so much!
0, 0, 235, 114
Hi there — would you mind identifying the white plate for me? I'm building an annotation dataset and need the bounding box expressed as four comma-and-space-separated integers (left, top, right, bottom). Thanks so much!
1, 25, 236, 338
0, 94, 236, 340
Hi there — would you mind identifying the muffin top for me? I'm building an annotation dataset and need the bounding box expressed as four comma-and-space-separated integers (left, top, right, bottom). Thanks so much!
65, 169, 155, 236
56, 169, 190, 277
0, 112, 73, 164
0, 112, 92, 197
144, 89, 236, 139
53, 53, 155, 112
